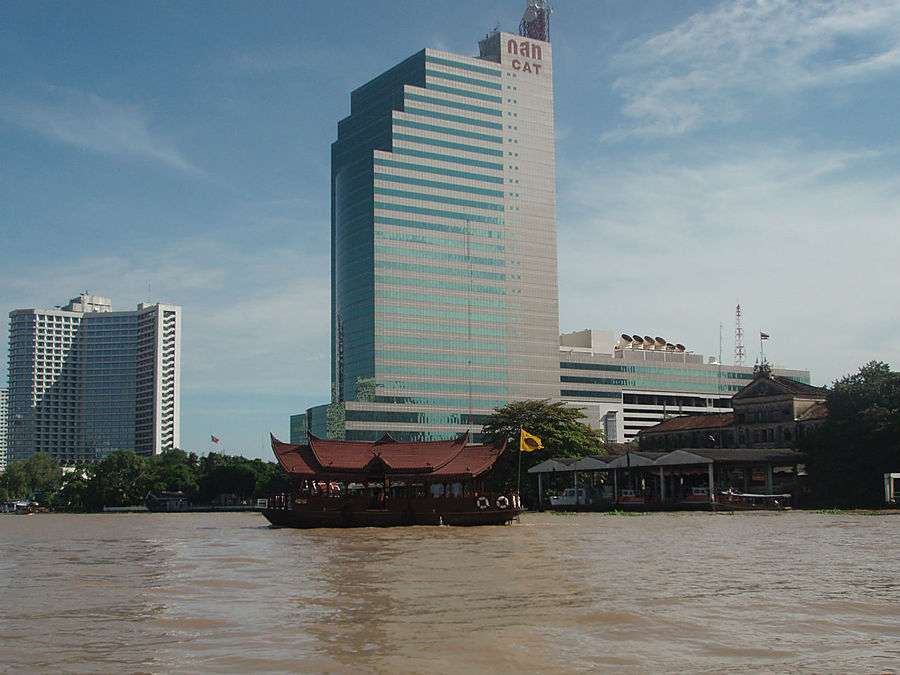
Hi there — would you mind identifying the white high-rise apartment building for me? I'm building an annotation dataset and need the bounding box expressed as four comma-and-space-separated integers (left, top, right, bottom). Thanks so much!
7, 293, 181, 463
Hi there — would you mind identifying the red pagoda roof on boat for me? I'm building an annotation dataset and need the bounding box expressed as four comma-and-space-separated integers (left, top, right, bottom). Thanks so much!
270, 432, 507, 480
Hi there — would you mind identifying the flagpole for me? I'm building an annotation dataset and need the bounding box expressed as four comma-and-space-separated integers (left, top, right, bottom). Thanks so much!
516, 428, 522, 497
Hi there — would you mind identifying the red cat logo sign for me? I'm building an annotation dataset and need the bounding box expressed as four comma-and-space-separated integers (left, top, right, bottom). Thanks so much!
507, 39, 544, 75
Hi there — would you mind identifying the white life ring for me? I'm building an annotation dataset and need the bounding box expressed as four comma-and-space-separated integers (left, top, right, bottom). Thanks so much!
476, 496, 490, 510
496, 495, 510, 510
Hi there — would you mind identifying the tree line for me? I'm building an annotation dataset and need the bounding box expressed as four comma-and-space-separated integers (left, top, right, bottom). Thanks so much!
3, 362, 896, 510
0, 448, 289, 511
477, 362, 900, 509
801, 361, 900, 508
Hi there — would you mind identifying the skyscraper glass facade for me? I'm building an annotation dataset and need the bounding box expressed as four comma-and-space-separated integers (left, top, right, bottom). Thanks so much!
330, 32, 559, 441
291, 26, 813, 445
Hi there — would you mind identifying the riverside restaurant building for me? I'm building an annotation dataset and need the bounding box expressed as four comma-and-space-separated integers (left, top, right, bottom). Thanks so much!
528, 447, 804, 510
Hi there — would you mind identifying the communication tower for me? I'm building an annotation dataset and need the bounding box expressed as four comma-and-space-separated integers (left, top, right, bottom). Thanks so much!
734, 303, 745, 367
519, 0, 552, 42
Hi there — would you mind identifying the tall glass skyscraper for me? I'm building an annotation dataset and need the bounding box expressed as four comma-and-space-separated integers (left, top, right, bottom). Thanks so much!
328, 30, 559, 441
288, 18, 814, 447
6, 293, 181, 463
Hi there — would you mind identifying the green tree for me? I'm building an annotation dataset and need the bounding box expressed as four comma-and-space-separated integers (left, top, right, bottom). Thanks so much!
83, 450, 151, 508
803, 361, 900, 507
197, 453, 259, 503
1, 453, 63, 503
481, 400, 605, 499
253, 458, 290, 497
146, 448, 200, 499
55, 465, 91, 511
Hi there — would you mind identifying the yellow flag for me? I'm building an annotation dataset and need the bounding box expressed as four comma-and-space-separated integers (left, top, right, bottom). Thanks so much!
520, 428, 543, 452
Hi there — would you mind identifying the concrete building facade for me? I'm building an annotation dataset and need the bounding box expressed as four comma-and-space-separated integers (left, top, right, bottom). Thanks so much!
558, 330, 812, 443
6, 293, 181, 463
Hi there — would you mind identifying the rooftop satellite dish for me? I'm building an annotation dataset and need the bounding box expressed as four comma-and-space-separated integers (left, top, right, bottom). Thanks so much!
524, 7, 537, 22
621, 333, 633, 342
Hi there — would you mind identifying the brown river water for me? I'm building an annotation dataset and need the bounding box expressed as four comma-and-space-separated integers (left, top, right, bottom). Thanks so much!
1, 511, 898, 674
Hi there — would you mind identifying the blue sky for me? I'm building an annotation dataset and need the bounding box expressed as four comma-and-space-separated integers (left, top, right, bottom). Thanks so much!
2, 0, 899, 460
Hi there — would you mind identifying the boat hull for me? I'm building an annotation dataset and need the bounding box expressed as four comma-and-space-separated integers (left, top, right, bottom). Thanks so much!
262, 500, 521, 528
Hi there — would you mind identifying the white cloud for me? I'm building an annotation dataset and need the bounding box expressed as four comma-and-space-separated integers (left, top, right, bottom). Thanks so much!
0, 237, 331, 398
607, 0, 900, 137
0, 86, 205, 176
557, 141, 900, 384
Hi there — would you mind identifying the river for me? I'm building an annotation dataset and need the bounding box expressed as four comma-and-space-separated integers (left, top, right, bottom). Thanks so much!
0, 511, 897, 673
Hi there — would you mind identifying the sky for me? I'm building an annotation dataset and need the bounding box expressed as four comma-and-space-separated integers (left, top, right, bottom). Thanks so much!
2, 0, 899, 460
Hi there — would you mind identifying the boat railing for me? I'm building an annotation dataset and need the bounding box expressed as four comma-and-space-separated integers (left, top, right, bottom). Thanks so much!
266, 490, 522, 512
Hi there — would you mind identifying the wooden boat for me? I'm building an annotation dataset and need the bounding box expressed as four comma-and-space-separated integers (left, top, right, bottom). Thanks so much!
262, 432, 522, 528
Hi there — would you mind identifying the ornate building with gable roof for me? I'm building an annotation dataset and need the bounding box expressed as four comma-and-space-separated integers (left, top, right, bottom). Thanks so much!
639, 364, 827, 452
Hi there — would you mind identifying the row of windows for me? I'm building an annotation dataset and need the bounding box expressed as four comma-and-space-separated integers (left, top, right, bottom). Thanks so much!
623, 393, 728, 407
375, 157, 503, 185
375, 274, 506, 295
393, 118, 502, 145
424, 67, 502, 91
404, 92, 502, 118
373, 171, 504, 198
375, 201, 504, 225
405, 106, 502, 131
377, 305, 505, 323
378, 380, 508, 394
375, 319, 506, 337
393, 147, 503, 171
375, 349, 507, 366
375, 260, 505, 280
426, 83, 502, 104
424, 55, 500, 78
563, 379, 744, 394
375, 215, 504, 239
345, 408, 489, 426
375, 186, 503, 212
379, 365, 507, 380
561, 375, 632, 386
375, 334, 506, 351
375, 289, 506, 308
560, 361, 756, 380
559, 389, 623, 400
374, 244, 506, 267
375, 395, 509, 408
374, 229, 505, 253
393, 132, 504, 158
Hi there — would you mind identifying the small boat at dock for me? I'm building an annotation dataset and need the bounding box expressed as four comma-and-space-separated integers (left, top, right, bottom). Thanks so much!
714, 489, 791, 510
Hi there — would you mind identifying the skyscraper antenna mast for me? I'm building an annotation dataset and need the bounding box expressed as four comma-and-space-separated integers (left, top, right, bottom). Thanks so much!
519, 0, 552, 42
